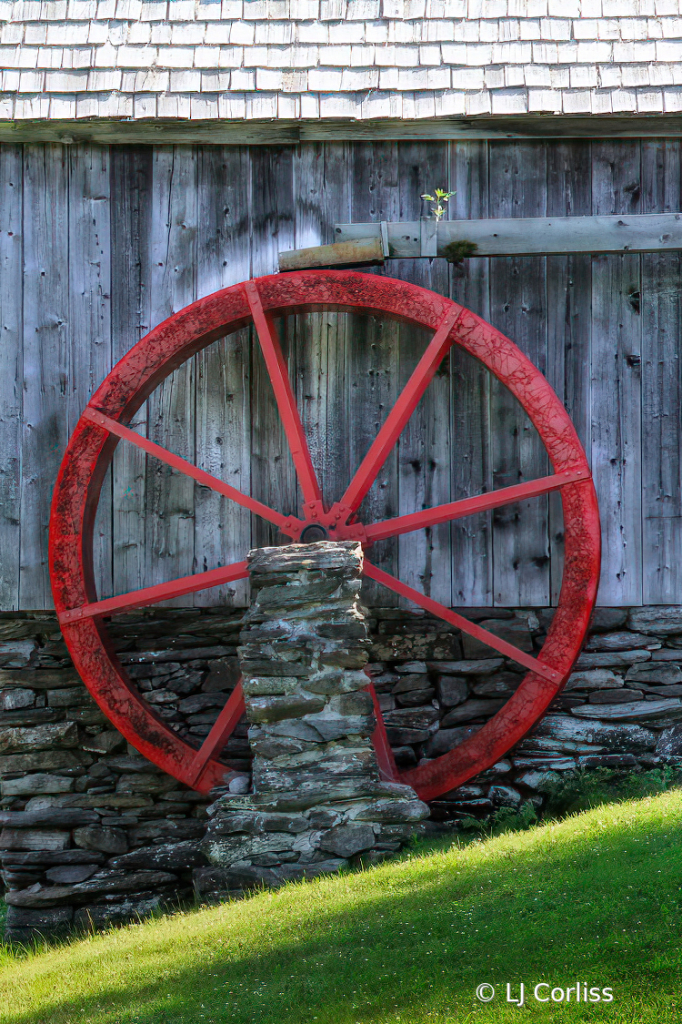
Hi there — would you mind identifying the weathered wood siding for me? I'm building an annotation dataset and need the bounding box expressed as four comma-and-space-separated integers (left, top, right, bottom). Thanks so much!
1, 139, 680, 610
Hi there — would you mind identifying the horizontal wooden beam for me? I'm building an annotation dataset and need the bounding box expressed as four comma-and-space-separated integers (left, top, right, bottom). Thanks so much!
0, 119, 300, 146
278, 237, 384, 272
335, 214, 682, 258
305, 115, 682, 141
4, 115, 682, 146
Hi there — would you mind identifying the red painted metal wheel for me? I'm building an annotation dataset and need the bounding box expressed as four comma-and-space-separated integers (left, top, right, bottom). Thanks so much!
49, 270, 600, 798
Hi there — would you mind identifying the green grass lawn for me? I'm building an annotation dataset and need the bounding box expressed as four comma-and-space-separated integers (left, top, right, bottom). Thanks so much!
2, 790, 682, 1024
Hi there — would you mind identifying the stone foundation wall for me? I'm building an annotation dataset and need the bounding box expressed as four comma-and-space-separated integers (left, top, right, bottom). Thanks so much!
3, 602, 682, 941
373, 605, 682, 821
0, 609, 243, 943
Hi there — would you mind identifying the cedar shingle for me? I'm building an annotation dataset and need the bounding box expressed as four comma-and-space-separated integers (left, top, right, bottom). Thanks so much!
1, 3, 681, 122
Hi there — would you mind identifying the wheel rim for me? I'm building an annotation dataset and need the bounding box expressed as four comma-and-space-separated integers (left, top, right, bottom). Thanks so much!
49, 270, 601, 797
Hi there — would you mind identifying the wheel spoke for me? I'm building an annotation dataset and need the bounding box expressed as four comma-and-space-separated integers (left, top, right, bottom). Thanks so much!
365, 469, 590, 543
363, 561, 562, 684
187, 682, 246, 787
243, 280, 322, 509
83, 406, 298, 533
58, 561, 250, 623
338, 303, 462, 516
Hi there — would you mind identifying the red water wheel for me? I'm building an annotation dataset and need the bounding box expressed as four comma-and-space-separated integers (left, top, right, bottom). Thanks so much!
49, 270, 600, 799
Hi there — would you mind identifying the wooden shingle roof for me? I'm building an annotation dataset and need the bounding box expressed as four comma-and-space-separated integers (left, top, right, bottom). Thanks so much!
1, 0, 681, 132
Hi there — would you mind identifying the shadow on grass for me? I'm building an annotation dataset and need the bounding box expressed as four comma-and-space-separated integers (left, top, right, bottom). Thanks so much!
4, 793, 682, 1024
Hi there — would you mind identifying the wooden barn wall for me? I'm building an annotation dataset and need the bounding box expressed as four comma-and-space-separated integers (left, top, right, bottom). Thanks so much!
0, 138, 680, 611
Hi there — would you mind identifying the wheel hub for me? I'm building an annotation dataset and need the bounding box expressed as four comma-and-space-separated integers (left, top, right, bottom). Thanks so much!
299, 522, 329, 543
282, 499, 369, 544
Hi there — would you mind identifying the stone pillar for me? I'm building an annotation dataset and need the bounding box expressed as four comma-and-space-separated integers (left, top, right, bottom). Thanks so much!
198, 542, 429, 899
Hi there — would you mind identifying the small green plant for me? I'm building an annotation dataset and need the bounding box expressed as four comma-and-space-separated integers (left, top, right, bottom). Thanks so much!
537, 765, 682, 818
451, 766, 682, 840
458, 800, 538, 837
420, 187, 456, 220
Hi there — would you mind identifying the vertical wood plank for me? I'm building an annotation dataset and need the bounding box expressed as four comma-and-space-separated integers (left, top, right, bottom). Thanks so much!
146, 146, 197, 602
9, 139, 679, 614
591, 140, 643, 606
641, 139, 682, 604
350, 142, 401, 605
0, 145, 23, 611
291, 142, 352, 511
249, 147, 297, 551
395, 141, 451, 605
110, 146, 153, 599
488, 141, 550, 607
195, 146, 251, 606
20, 145, 69, 609
546, 140, 592, 604
449, 140, 493, 606
68, 144, 112, 602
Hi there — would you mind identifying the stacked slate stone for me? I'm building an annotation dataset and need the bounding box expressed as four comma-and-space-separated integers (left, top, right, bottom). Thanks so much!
1, 751, 210, 942
197, 542, 429, 902
109, 609, 248, 770
369, 606, 682, 821
5, 599, 682, 940
0, 611, 248, 943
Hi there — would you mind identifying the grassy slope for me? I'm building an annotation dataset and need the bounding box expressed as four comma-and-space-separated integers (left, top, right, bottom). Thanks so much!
2, 792, 682, 1024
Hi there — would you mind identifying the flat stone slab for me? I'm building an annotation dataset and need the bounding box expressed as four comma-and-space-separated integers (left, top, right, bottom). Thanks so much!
572, 699, 682, 722
5, 870, 179, 907
2, 850, 106, 867
427, 659, 505, 675
532, 714, 657, 751
248, 542, 363, 575
588, 689, 643, 704
1, 773, 75, 797
0, 810, 99, 829
564, 669, 624, 690
575, 650, 652, 669
585, 631, 659, 651
628, 607, 682, 635
0, 829, 71, 852
0, 722, 78, 754
462, 620, 533, 659
626, 664, 682, 685
441, 699, 506, 726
